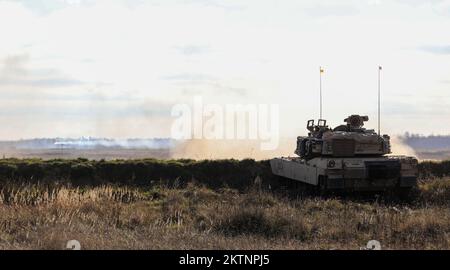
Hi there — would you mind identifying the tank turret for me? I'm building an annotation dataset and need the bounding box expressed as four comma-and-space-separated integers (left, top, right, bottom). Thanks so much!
295, 115, 391, 159
271, 113, 418, 193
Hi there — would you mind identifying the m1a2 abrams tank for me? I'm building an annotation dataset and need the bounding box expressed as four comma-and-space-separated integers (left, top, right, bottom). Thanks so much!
270, 115, 418, 194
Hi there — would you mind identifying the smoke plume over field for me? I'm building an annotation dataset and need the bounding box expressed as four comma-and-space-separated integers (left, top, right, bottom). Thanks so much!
390, 136, 418, 158
171, 138, 295, 160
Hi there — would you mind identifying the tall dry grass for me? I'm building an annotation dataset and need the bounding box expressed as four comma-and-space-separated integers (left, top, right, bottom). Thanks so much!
0, 178, 448, 250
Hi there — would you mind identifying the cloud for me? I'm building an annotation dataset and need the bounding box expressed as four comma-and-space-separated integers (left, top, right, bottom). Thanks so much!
0, 54, 85, 88
0, 54, 29, 77
302, 3, 359, 17
161, 72, 247, 96
395, 0, 445, 6
182, 0, 246, 12
6, 0, 94, 15
419, 45, 450, 55
174, 45, 211, 56
394, 0, 450, 17
180, 80, 247, 96
161, 73, 215, 81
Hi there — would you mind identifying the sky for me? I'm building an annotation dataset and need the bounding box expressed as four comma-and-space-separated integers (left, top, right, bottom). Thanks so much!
0, 0, 449, 140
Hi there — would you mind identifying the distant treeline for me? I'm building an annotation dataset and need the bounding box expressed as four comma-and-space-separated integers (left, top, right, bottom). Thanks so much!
0, 158, 448, 189
402, 133, 450, 151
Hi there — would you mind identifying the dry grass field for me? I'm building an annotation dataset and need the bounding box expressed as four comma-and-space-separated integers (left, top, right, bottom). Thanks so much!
0, 177, 448, 250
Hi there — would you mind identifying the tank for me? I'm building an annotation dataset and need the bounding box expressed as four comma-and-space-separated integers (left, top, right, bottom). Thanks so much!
270, 115, 418, 192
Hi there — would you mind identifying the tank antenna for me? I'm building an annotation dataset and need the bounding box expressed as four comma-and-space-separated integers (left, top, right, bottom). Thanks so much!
319, 66, 324, 119
378, 65, 382, 136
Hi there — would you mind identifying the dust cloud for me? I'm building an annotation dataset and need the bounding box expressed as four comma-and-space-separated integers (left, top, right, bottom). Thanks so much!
172, 135, 420, 161
389, 136, 418, 159
171, 138, 296, 160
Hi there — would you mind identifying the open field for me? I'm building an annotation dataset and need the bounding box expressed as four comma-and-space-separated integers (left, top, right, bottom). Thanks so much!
0, 148, 173, 160
417, 150, 450, 161
0, 179, 448, 250
0, 158, 448, 250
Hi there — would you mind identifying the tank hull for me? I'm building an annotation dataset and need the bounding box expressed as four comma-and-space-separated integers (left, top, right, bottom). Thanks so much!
270, 156, 418, 191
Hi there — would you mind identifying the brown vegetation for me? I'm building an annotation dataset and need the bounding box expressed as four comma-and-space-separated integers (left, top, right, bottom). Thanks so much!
0, 178, 448, 250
